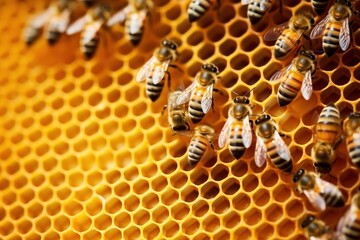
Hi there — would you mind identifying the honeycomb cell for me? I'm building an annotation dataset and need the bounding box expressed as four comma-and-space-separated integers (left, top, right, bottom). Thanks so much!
152, 205, 169, 224
265, 203, 283, 222
343, 82, 360, 101
244, 208, 262, 226
163, 221, 179, 238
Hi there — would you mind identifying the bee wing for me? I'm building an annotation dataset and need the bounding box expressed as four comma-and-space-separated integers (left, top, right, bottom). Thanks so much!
260, 0, 272, 11
218, 113, 234, 148
51, 9, 71, 33
273, 131, 291, 160
339, 17, 350, 51
242, 114, 252, 148
30, 6, 55, 28
152, 59, 170, 85
82, 20, 103, 44
201, 83, 214, 114
301, 70, 313, 100
316, 177, 344, 205
136, 56, 157, 82
255, 136, 267, 167
66, 15, 88, 35
241, 0, 254, 4
304, 189, 326, 211
337, 207, 356, 233
106, 5, 132, 27
270, 63, 293, 81
264, 21, 289, 41
310, 14, 330, 39
176, 80, 197, 105
128, 10, 147, 34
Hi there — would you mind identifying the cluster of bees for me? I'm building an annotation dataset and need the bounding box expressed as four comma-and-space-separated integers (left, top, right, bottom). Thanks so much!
23, 0, 359, 239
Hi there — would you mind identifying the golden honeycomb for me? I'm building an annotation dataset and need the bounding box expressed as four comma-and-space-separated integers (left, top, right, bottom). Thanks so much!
0, 0, 360, 239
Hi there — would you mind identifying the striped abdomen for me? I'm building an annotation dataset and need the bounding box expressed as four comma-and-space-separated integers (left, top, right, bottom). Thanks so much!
265, 138, 293, 172
24, 26, 40, 45
126, 12, 145, 46
229, 122, 246, 159
316, 105, 341, 144
311, 0, 328, 14
146, 77, 164, 102
323, 21, 341, 56
319, 188, 345, 208
275, 29, 300, 58
346, 133, 360, 168
187, 0, 213, 22
277, 69, 304, 106
247, 0, 270, 24
188, 135, 208, 165
342, 216, 360, 240
189, 88, 205, 123
46, 30, 61, 45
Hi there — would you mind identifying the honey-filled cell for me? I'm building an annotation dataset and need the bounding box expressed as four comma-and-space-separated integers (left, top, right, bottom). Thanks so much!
0, 0, 359, 239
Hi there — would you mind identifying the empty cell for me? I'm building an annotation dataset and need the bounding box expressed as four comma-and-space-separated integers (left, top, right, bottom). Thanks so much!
203, 156, 218, 168
253, 189, 270, 207
17, 219, 32, 234
319, 54, 340, 71
54, 215, 70, 232
151, 175, 167, 192
68, 172, 84, 188
110, 135, 125, 151
192, 199, 209, 217
344, 82, 360, 101
99, 75, 113, 89
265, 203, 283, 222
260, 169, 278, 187
10, 206, 24, 220
85, 122, 100, 136
74, 188, 93, 202
286, 199, 304, 218
211, 164, 229, 181
161, 159, 178, 175
252, 48, 272, 67
133, 179, 149, 195
232, 193, 250, 211
201, 181, 219, 199
230, 54, 249, 71
263, 62, 283, 80
241, 68, 261, 85
277, 219, 295, 237
114, 212, 131, 228
98, 152, 114, 170
244, 208, 262, 226
338, 101, 354, 119
58, 112, 72, 124
222, 178, 240, 195
164, 221, 179, 237
342, 48, 360, 66
125, 86, 140, 102
220, 39, 237, 56
2, 191, 16, 205
27, 202, 43, 218
253, 81, 272, 102
193, 233, 210, 240
124, 166, 139, 181
187, 31, 204, 46
231, 160, 248, 177
221, 71, 238, 88
124, 226, 141, 240
241, 35, 260, 52
181, 185, 199, 202
214, 230, 231, 240
63, 230, 80, 240
143, 223, 160, 239
104, 229, 122, 239
273, 184, 291, 202
0, 221, 14, 236
45, 201, 61, 216
198, 44, 215, 60
294, 127, 312, 145
340, 168, 359, 188
182, 218, 200, 235
0, 207, 4, 221
203, 215, 220, 232
152, 206, 169, 224
207, 24, 225, 42
170, 172, 188, 189
124, 195, 140, 212
166, 4, 181, 19
223, 211, 240, 229
134, 209, 150, 226
141, 163, 158, 178
279, 114, 300, 132
107, 89, 121, 103
169, 141, 187, 158
127, 132, 144, 148
161, 188, 178, 206
212, 196, 230, 214
94, 214, 112, 230
320, 86, 340, 104
229, 20, 248, 37
105, 170, 120, 184
77, 109, 91, 122
83, 229, 101, 240
242, 174, 259, 192
64, 199, 83, 216
35, 216, 51, 233
255, 223, 275, 240
87, 171, 102, 187
331, 67, 351, 85
142, 192, 159, 209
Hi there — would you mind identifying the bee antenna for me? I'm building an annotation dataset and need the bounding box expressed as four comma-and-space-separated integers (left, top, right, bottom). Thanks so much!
244, 87, 256, 97
262, 105, 269, 114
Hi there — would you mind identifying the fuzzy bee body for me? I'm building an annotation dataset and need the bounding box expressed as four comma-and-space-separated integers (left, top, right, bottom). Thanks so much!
302, 214, 345, 240
166, 91, 190, 132
188, 125, 215, 165
338, 192, 360, 240
241, 0, 272, 25
187, 0, 215, 22
343, 113, 360, 168
312, 0, 329, 15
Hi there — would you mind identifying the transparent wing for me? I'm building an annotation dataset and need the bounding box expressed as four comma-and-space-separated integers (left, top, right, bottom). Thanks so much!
310, 14, 330, 39
31, 6, 55, 28
316, 177, 342, 196
242, 114, 252, 148
128, 10, 147, 34
176, 80, 197, 105
241, 0, 254, 5
255, 136, 267, 167
304, 190, 326, 211
260, 0, 272, 11
273, 131, 291, 160
264, 22, 289, 41
339, 17, 350, 51
136, 56, 157, 82
218, 113, 234, 148
66, 15, 87, 35
106, 5, 132, 26
301, 70, 313, 100
270, 63, 293, 81
82, 20, 103, 44
201, 83, 214, 114
50, 9, 71, 33
152, 59, 170, 84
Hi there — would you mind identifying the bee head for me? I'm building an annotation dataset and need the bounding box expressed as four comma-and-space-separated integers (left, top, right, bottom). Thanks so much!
292, 168, 305, 183
255, 114, 271, 125
299, 50, 316, 61
233, 96, 250, 105
162, 40, 178, 51
348, 112, 360, 119
202, 63, 219, 75
301, 214, 315, 229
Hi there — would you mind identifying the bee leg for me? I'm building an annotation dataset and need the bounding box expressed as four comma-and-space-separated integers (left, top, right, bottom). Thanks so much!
165, 71, 171, 89
169, 64, 184, 73
333, 135, 345, 150
213, 88, 226, 96
209, 140, 215, 150
279, 132, 290, 138
249, 119, 254, 129
162, 105, 168, 115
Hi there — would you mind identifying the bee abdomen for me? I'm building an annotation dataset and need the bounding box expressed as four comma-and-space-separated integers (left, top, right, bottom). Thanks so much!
323, 22, 341, 56
24, 27, 40, 45
229, 125, 245, 159
189, 93, 205, 123
47, 30, 61, 45
316, 104, 341, 143
347, 136, 360, 168
321, 190, 344, 208
82, 38, 99, 59
187, 0, 212, 22
267, 143, 293, 172
343, 221, 360, 240
312, 0, 328, 14
146, 78, 164, 102
275, 30, 298, 58
248, 1, 269, 24
278, 73, 303, 106
188, 137, 207, 165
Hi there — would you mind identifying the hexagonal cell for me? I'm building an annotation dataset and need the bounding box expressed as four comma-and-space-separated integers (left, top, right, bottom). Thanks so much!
152, 205, 169, 224
163, 221, 179, 238
182, 218, 200, 235
114, 212, 131, 228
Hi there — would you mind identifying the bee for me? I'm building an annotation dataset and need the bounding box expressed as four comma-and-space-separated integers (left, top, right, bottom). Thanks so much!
188, 125, 215, 165
66, 4, 110, 59
23, 0, 73, 45
312, 103, 342, 174
310, 0, 353, 56
136, 39, 179, 102
270, 49, 316, 107
293, 168, 345, 211
176, 63, 219, 124
81, 0, 95, 7
301, 214, 345, 240
264, 12, 314, 58
218, 95, 253, 159
107, 0, 153, 45
312, 0, 330, 15
337, 190, 360, 240
241, 0, 273, 25
343, 112, 360, 168
164, 91, 190, 132
187, 0, 217, 23
254, 114, 293, 172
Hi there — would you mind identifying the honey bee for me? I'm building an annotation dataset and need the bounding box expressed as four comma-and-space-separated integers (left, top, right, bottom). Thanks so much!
312, 103, 342, 174
337, 190, 360, 240
164, 91, 190, 132
254, 114, 293, 172
241, 0, 273, 25
310, 0, 353, 56
188, 125, 215, 165
81, 0, 95, 7
136, 39, 179, 102
293, 168, 345, 211
343, 112, 360, 168
264, 12, 314, 58
218, 95, 253, 159
176, 63, 219, 124
312, 0, 330, 15
66, 4, 110, 59
301, 214, 345, 240
187, 0, 217, 22
107, 0, 153, 45
23, 0, 73, 45
270, 49, 316, 107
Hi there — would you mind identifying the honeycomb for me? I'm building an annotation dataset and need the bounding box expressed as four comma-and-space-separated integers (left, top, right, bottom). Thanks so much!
0, 0, 360, 239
